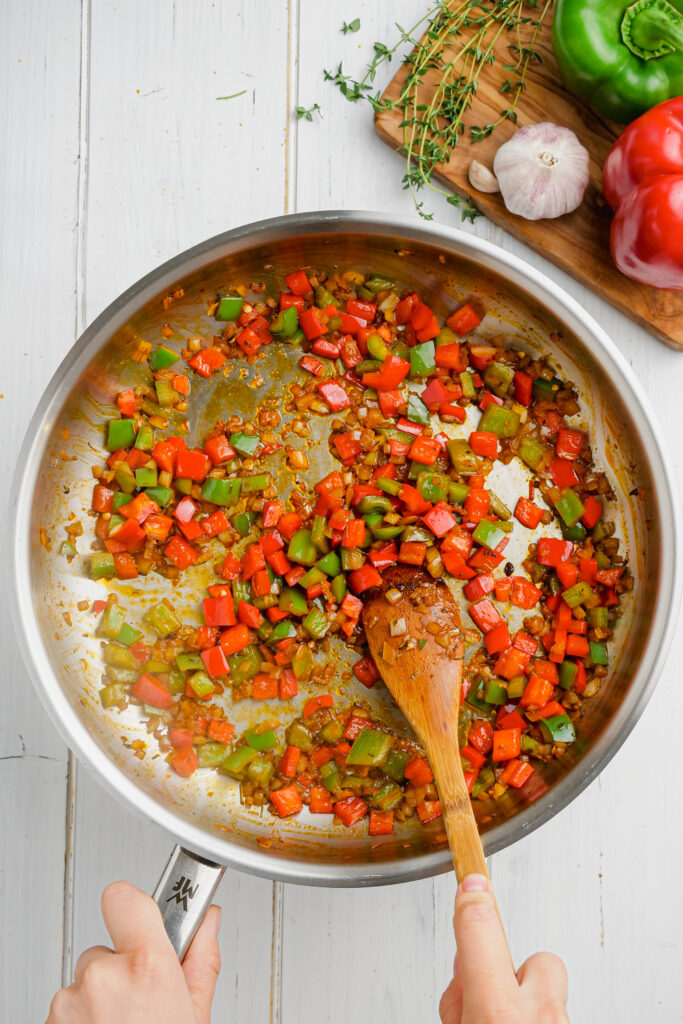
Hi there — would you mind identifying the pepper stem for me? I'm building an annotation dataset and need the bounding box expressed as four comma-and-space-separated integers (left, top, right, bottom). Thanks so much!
622, 0, 683, 59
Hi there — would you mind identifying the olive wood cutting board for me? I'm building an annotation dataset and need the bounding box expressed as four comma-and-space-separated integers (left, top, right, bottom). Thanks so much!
374, 13, 683, 350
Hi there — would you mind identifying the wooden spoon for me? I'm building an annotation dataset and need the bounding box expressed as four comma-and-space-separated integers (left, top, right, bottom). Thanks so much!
362, 564, 488, 883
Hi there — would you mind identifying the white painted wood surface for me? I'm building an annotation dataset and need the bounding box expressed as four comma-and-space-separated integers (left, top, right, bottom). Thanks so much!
1, 2, 682, 1021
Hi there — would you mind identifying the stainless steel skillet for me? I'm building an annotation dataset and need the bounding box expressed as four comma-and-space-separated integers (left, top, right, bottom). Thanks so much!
10, 211, 680, 956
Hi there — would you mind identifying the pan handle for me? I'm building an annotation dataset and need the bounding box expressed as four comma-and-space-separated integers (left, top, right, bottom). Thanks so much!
152, 845, 226, 960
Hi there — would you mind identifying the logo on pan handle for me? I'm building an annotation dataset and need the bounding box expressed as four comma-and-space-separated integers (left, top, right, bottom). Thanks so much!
166, 876, 199, 912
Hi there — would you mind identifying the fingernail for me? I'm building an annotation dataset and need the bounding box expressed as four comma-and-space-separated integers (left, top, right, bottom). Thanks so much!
462, 873, 488, 893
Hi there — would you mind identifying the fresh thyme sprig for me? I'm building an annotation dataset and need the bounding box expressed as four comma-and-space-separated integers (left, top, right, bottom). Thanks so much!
324, 0, 553, 222
296, 103, 322, 121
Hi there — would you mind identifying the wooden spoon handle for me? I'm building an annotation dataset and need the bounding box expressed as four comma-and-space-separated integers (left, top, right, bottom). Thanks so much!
427, 745, 488, 882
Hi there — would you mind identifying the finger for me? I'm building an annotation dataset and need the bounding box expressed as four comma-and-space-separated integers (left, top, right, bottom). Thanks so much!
101, 881, 174, 959
517, 951, 569, 1005
46, 986, 87, 1024
452, 874, 518, 1012
439, 957, 463, 1023
73, 945, 114, 984
182, 905, 222, 1024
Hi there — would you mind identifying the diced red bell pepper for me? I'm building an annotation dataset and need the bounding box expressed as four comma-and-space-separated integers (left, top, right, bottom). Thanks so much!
312, 338, 341, 360
348, 565, 383, 594
279, 745, 301, 779
514, 497, 545, 529
398, 541, 427, 566
520, 675, 554, 709
318, 380, 350, 412
464, 488, 490, 524
207, 718, 235, 744
299, 355, 324, 376
513, 370, 533, 406
334, 796, 368, 827
422, 501, 457, 538
242, 543, 266, 580
92, 484, 115, 513
510, 577, 542, 610
556, 429, 584, 460
175, 448, 210, 481
416, 800, 443, 823
285, 270, 311, 296
367, 542, 399, 569
270, 784, 303, 817
170, 727, 194, 749
279, 669, 298, 700
496, 708, 526, 732
188, 347, 227, 377
280, 292, 305, 313
596, 567, 623, 586
252, 674, 279, 700
299, 307, 327, 340
152, 440, 176, 474
469, 599, 503, 634
277, 512, 304, 540
220, 551, 241, 580
203, 597, 237, 627
494, 579, 511, 602
309, 785, 334, 814
395, 292, 418, 325
463, 572, 495, 601
461, 744, 487, 771
581, 495, 603, 529
536, 538, 573, 567
491, 728, 521, 761
398, 483, 432, 516
441, 528, 473, 557
442, 550, 476, 579
195, 626, 219, 651
219, 623, 251, 655
332, 432, 362, 465
446, 303, 481, 335
549, 457, 579, 489
494, 647, 531, 680
435, 343, 462, 370
172, 748, 199, 778
131, 673, 173, 709
408, 436, 440, 465
204, 434, 236, 465
362, 354, 411, 392
116, 389, 136, 417
368, 809, 394, 835
484, 622, 511, 655
346, 298, 376, 320
468, 720, 494, 754
113, 553, 138, 580
469, 431, 498, 458
199, 645, 228, 678
499, 759, 534, 788
164, 535, 197, 569
404, 756, 434, 786
121, 492, 159, 525
342, 518, 366, 548
145, 513, 173, 542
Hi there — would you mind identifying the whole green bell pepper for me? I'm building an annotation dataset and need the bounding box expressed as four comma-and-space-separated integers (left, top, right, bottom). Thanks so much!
553, 0, 683, 123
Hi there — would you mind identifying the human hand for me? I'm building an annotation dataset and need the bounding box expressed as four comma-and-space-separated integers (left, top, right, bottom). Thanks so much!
440, 874, 569, 1024
47, 881, 221, 1024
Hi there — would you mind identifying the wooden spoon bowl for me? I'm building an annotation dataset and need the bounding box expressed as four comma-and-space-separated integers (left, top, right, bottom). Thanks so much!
362, 565, 488, 882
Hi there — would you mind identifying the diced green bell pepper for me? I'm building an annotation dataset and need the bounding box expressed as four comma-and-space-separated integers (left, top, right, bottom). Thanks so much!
483, 361, 515, 398
316, 550, 341, 577
484, 678, 508, 705
539, 713, 576, 744
245, 727, 278, 751
518, 436, 547, 470
176, 652, 204, 671
91, 551, 116, 579
242, 473, 270, 494
291, 644, 313, 680
311, 515, 330, 554
144, 602, 181, 637
112, 492, 133, 511
197, 742, 229, 767
279, 586, 308, 617
134, 423, 154, 451
472, 519, 507, 552
460, 370, 477, 399
227, 645, 263, 683
174, 477, 193, 495
561, 521, 587, 543
271, 305, 299, 337
114, 461, 137, 494
449, 481, 470, 504
532, 376, 562, 400
135, 466, 158, 489
201, 476, 242, 506
562, 581, 593, 608
367, 333, 391, 361
346, 728, 394, 766
447, 438, 479, 475
302, 607, 329, 639
417, 470, 449, 503
267, 620, 297, 645
229, 432, 260, 457
150, 345, 179, 370
155, 380, 176, 409
587, 606, 609, 628
435, 326, 460, 347
288, 529, 318, 566
372, 782, 404, 810
407, 393, 430, 425
341, 547, 366, 571
97, 603, 126, 639
187, 671, 215, 698
319, 718, 343, 743
286, 721, 313, 751
479, 403, 521, 437
320, 761, 342, 791
589, 641, 609, 666
375, 476, 402, 496
107, 418, 136, 451
507, 675, 527, 699
555, 488, 586, 528
358, 494, 394, 515
220, 745, 258, 778
410, 341, 436, 378
330, 574, 347, 603
231, 512, 256, 537
558, 660, 578, 690
247, 758, 275, 787
99, 683, 127, 708
383, 748, 411, 781
471, 765, 495, 797
365, 275, 395, 293
216, 292, 244, 320
103, 643, 138, 670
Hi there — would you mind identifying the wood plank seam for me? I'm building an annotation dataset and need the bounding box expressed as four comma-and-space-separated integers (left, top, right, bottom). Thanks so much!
62, 0, 91, 988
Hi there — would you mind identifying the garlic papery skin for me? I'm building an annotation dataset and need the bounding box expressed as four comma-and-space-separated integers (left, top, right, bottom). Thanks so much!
468, 160, 500, 193
492, 123, 590, 220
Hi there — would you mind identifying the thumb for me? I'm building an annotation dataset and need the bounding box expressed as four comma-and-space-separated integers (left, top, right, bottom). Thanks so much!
102, 881, 174, 959
453, 874, 517, 1013
182, 905, 222, 1024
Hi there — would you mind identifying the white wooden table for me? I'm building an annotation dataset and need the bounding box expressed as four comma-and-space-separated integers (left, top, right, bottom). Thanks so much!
2, 2, 682, 1021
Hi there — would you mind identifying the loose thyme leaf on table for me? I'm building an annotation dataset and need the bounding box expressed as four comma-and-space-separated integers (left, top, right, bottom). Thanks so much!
296, 103, 322, 121
342, 17, 361, 34
323, 0, 553, 222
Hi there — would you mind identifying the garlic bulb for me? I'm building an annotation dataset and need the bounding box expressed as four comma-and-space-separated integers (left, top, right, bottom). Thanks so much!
468, 160, 500, 194
493, 123, 590, 220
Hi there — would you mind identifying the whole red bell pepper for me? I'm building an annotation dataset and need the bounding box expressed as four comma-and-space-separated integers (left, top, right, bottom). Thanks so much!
603, 97, 683, 290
